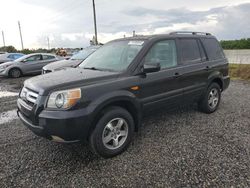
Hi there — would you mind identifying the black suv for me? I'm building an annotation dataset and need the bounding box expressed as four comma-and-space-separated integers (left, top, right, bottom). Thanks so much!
17, 32, 230, 158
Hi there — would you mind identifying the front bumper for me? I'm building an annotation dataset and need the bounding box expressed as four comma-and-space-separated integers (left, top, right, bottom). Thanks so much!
17, 98, 93, 142
0, 69, 8, 76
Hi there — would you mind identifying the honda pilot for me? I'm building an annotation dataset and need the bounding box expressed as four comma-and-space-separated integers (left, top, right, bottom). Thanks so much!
17, 32, 230, 158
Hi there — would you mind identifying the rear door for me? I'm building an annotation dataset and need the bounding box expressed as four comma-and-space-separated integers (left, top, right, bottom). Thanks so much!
139, 39, 184, 111
38, 55, 57, 71
176, 38, 211, 104
201, 38, 228, 78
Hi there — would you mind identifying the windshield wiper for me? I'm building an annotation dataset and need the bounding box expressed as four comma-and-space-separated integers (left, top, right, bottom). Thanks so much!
83, 66, 116, 72
84, 67, 101, 71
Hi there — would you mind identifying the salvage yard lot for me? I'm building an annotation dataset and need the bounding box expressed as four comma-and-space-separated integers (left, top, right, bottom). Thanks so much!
0, 77, 249, 187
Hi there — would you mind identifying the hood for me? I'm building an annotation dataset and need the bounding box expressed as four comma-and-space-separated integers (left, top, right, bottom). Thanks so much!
43, 59, 82, 71
24, 67, 120, 95
0, 61, 15, 66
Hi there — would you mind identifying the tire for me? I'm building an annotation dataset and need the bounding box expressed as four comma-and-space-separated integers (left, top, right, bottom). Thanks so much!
9, 68, 22, 78
89, 106, 134, 158
198, 82, 221, 114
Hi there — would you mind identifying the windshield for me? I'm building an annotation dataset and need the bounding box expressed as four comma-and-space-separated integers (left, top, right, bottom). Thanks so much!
71, 47, 98, 60
79, 40, 144, 72
14, 54, 30, 62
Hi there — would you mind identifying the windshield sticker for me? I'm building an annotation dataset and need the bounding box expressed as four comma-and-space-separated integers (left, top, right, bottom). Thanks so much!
128, 41, 144, 46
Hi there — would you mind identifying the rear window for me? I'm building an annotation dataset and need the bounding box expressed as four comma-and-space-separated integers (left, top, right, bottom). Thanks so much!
201, 38, 224, 60
179, 39, 202, 64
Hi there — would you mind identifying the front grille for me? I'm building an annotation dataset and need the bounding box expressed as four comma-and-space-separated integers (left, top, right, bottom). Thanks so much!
20, 87, 39, 106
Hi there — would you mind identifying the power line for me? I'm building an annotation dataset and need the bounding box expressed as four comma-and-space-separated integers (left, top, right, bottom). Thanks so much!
18, 21, 24, 50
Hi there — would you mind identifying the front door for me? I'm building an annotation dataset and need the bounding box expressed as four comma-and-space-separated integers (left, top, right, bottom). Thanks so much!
138, 39, 184, 111
21, 54, 43, 74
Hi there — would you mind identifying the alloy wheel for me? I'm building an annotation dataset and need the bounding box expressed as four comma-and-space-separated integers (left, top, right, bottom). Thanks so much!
208, 88, 219, 109
102, 118, 129, 150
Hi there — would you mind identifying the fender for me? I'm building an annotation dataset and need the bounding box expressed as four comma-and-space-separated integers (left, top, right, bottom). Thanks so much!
207, 71, 224, 88
87, 90, 142, 131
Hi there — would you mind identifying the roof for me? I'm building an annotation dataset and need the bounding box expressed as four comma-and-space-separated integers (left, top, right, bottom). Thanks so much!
24, 53, 56, 56
111, 31, 216, 42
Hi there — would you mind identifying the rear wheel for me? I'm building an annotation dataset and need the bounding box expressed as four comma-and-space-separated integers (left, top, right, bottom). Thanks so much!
199, 83, 221, 113
89, 106, 134, 158
9, 68, 22, 78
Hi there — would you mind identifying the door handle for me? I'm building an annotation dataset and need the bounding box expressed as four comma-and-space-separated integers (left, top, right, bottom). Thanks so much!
174, 72, 182, 78
205, 66, 211, 71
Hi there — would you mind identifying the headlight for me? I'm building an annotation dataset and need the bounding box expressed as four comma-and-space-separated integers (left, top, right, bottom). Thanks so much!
47, 88, 81, 109
0, 64, 11, 69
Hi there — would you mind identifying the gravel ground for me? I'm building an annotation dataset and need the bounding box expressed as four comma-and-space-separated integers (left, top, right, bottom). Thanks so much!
0, 78, 249, 187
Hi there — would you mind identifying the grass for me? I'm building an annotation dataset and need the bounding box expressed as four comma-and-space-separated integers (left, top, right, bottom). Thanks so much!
229, 63, 250, 80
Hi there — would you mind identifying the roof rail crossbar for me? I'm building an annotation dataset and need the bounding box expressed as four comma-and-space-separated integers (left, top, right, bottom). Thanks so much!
169, 31, 211, 36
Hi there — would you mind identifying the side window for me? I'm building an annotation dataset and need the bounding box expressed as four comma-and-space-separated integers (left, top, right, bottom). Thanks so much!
179, 39, 202, 64
202, 38, 225, 60
197, 40, 207, 61
43, 55, 55, 60
144, 40, 177, 69
24, 55, 42, 62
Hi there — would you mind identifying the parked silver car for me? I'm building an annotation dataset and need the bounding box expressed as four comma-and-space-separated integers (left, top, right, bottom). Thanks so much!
42, 46, 101, 74
0, 53, 60, 78
0, 53, 24, 64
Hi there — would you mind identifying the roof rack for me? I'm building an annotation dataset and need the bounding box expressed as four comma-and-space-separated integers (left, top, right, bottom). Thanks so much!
169, 31, 211, 36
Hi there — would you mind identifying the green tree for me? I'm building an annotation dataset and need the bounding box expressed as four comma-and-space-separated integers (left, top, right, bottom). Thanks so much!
220, 38, 250, 49
0, 45, 17, 53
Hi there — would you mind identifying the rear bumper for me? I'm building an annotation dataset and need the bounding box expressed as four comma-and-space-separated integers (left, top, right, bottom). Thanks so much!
17, 98, 93, 142
223, 76, 230, 91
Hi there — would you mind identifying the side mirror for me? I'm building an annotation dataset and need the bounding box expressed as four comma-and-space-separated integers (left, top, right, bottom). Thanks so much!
143, 63, 161, 73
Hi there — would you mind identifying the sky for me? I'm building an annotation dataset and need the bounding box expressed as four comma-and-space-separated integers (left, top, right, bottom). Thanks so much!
0, 0, 250, 49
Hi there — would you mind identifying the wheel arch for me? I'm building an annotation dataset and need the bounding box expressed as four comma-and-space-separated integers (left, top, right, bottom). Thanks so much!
88, 91, 142, 137
8, 67, 23, 77
208, 71, 224, 90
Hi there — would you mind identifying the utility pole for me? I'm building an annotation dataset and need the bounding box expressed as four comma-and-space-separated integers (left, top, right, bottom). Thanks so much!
133, 30, 136, 37
2, 31, 5, 46
92, 0, 98, 45
47, 37, 50, 50
18, 21, 24, 50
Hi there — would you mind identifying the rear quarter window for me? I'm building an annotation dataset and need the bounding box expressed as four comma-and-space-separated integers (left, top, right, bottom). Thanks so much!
201, 38, 225, 60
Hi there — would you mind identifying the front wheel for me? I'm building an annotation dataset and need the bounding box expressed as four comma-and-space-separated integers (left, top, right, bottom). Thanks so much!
199, 83, 221, 113
89, 106, 134, 158
9, 68, 22, 78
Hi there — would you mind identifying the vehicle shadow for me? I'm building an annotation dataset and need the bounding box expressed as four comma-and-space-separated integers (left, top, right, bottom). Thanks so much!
51, 104, 198, 162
